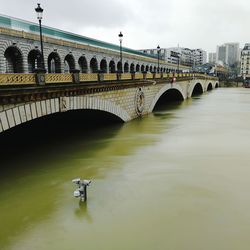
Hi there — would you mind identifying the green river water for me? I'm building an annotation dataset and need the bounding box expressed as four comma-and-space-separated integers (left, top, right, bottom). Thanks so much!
1, 88, 250, 250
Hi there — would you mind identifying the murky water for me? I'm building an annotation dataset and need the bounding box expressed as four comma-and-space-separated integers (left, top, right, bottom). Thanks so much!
1, 88, 250, 250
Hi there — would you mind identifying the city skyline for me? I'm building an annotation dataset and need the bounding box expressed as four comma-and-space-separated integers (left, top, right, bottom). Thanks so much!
1, 0, 249, 53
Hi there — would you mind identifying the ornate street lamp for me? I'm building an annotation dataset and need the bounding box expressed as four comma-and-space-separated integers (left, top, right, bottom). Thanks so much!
35, 3, 45, 71
118, 31, 123, 73
157, 45, 160, 73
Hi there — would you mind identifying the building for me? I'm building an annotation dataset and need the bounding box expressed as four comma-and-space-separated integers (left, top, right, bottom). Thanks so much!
193, 49, 207, 66
141, 47, 207, 68
216, 45, 227, 65
216, 43, 240, 66
240, 43, 250, 79
141, 48, 179, 65
225, 43, 240, 66
208, 53, 216, 63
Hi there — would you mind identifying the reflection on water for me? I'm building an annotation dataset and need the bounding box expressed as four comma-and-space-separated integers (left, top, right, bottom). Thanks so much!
1, 88, 250, 250
74, 202, 93, 223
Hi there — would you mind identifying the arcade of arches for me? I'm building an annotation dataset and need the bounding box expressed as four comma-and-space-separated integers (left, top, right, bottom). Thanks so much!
2, 45, 181, 74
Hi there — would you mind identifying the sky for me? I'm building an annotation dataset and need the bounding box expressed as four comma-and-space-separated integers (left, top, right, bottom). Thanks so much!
1, 0, 250, 53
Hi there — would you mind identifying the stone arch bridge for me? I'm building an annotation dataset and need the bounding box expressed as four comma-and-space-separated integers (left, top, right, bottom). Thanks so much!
0, 72, 218, 134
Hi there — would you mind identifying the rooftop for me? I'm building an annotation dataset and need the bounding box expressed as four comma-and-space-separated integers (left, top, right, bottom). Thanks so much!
0, 14, 157, 60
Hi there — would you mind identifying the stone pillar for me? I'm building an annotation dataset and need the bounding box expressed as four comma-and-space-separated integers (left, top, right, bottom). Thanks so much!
70, 69, 80, 84
22, 56, 29, 73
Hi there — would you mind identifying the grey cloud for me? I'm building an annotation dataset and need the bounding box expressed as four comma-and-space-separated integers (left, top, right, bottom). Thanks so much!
44, 0, 133, 29
1, 0, 133, 29
1, 0, 250, 52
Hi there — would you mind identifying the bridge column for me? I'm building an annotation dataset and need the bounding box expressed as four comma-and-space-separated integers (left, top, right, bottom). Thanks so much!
22, 59, 29, 73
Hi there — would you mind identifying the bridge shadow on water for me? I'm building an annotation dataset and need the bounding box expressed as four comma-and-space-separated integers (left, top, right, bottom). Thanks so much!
0, 110, 124, 176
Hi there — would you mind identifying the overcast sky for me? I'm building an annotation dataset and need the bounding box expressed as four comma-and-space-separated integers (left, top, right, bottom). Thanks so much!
1, 0, 249, 53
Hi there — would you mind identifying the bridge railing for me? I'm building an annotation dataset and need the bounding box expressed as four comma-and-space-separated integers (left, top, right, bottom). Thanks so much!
0, 72, 218, 86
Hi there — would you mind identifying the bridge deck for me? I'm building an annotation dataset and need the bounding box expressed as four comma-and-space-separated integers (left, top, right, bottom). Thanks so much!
0, 72, 216, 86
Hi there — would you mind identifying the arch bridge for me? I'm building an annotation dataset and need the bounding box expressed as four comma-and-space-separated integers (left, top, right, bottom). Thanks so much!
0, 72, 219, 134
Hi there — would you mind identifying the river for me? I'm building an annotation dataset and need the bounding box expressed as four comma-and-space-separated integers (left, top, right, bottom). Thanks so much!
1, 87, 250, 250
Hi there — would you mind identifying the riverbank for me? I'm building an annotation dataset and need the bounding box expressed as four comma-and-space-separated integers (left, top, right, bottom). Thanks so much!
219, 81, 243, 87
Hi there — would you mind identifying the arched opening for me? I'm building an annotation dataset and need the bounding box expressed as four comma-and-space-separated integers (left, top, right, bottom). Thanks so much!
0, 109, 124, 159
100, 59, 108, 73
109, 60, 116, 73
28, 49, 42, 73
78, 56, 88, 73
4, 46, 23, 73
64, 54, 75, 73
124, 62, 129, 73
215, 83, 219, 88
192, 83, 203, 96
48, 52, 61, 73
130, 63, 135, 73
149, 66, 153, 72
207, 83, 212, 91
145, 65, 149, 72
153, 89, 184, 111
136, 64, 140, 72
141, 65, 145, 72
160, 67, 163, 72
153, 66, 157, 72
117, 61, 123, 73
90, 58, 98, 73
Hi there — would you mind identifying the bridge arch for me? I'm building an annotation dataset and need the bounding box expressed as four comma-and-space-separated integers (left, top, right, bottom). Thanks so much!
48, 51, 61, 73
109, 60, 116, 73
149, 84, 185, 112
215, 82, 219, 88
0, 96, 131, 133
117, 61, 122, 73
27, 49, 42, 73
124, 62, 129, 73
78, 56, 88, 73
100, 59, 108, 73
90, 57, 98, 73
141, 65, 145, 72
190, 82, 203, 96
71, 96, 131, 121
207, 82, 213, 91
64, 54, 75, 73
130, 63, 135, 72
4, 46, 24, 73
136, 64, 140, 72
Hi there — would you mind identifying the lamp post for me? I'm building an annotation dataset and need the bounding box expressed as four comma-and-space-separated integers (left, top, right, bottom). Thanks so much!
157, 45, 160, 73
177, 54, 180, 74
35, 3, 45, 71
118, 31, 123, 73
